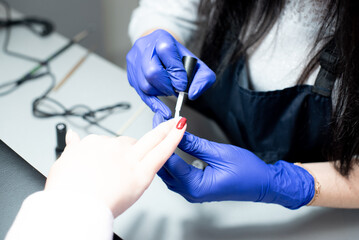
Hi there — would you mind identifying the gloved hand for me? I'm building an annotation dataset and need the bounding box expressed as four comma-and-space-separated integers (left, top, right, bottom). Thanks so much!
153, 115, 315, 210
126, 29, 216, 119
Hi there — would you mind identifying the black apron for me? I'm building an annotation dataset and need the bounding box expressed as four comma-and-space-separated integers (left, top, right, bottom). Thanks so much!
190, 43, 337, 164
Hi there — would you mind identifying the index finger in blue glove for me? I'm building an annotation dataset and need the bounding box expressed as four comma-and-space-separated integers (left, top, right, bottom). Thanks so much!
140, 44, 178, 96
145, 95, 172, 120
154, 30, 188, 92
128, 66, 172, 118
178, 132, 242, 167
153, 111, 170, 129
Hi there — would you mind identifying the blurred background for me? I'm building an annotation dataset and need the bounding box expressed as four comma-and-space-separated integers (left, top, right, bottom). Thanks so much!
10, 0, 139, 68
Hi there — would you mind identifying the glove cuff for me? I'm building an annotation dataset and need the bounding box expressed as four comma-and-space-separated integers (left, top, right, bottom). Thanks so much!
263, 160, 315, 210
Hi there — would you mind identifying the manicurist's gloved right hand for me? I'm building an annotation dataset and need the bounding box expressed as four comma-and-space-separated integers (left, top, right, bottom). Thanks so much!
155, 118, 315, 209
126, 29, 216, 118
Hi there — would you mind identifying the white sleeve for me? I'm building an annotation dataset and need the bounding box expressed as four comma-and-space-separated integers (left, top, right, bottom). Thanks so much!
129, 0, 201, 45
5, 191, 114, 240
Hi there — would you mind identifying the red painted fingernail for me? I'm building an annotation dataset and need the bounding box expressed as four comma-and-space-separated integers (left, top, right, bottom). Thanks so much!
176, 117, 187, 129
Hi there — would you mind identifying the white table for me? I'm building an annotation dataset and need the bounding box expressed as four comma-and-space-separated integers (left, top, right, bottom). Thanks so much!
1, 12, 358, 240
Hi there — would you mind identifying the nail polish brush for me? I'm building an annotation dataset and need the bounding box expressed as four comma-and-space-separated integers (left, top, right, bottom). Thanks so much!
174, 56, 198, 118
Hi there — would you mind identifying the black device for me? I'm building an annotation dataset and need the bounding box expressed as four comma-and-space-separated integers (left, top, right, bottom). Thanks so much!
0, 139, 123, 239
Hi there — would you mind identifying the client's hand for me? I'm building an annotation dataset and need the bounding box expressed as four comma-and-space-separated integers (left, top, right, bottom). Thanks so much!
45, 117, 186, 217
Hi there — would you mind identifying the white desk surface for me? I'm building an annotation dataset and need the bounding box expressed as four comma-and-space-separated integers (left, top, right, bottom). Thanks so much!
1, 13, 358, 240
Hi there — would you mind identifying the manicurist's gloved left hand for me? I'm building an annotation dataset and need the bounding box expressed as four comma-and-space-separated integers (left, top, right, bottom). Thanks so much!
154, 115, 315, 210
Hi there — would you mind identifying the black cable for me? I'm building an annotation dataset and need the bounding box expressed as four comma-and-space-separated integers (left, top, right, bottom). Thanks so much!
31, 69, 130, 136
0, 0, 44, 63
0, 17, 54, 36
0, 1, 131, 136
28, 63, 131, 137
0, 71, 48, 96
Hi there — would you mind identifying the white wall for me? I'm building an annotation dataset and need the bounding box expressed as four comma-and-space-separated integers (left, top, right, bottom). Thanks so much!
9, 0, 139, 68
101, 0, 139, 67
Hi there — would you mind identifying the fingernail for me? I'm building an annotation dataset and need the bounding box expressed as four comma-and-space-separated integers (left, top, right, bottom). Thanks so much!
176, 117, 187, 130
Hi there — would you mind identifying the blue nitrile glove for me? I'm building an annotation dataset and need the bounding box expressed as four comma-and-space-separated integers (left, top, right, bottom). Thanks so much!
126, 29, 216, 118
153, 114, 315, 210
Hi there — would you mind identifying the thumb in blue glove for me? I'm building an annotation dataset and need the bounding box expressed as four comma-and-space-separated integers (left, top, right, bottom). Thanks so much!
154, 114, 315, 209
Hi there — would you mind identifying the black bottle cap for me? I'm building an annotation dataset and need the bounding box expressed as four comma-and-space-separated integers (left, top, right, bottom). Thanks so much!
182, 56, 198, 93
55, 123, 67, 159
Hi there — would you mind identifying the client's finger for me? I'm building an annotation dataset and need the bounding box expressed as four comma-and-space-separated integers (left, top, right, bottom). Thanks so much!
116, 136, 138, 146
65, 129, 81, 146
141, 117, 187, 174
131, 118, 177, 160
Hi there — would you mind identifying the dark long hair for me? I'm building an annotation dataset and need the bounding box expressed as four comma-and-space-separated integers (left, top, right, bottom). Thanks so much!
198, 0, 359, 176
